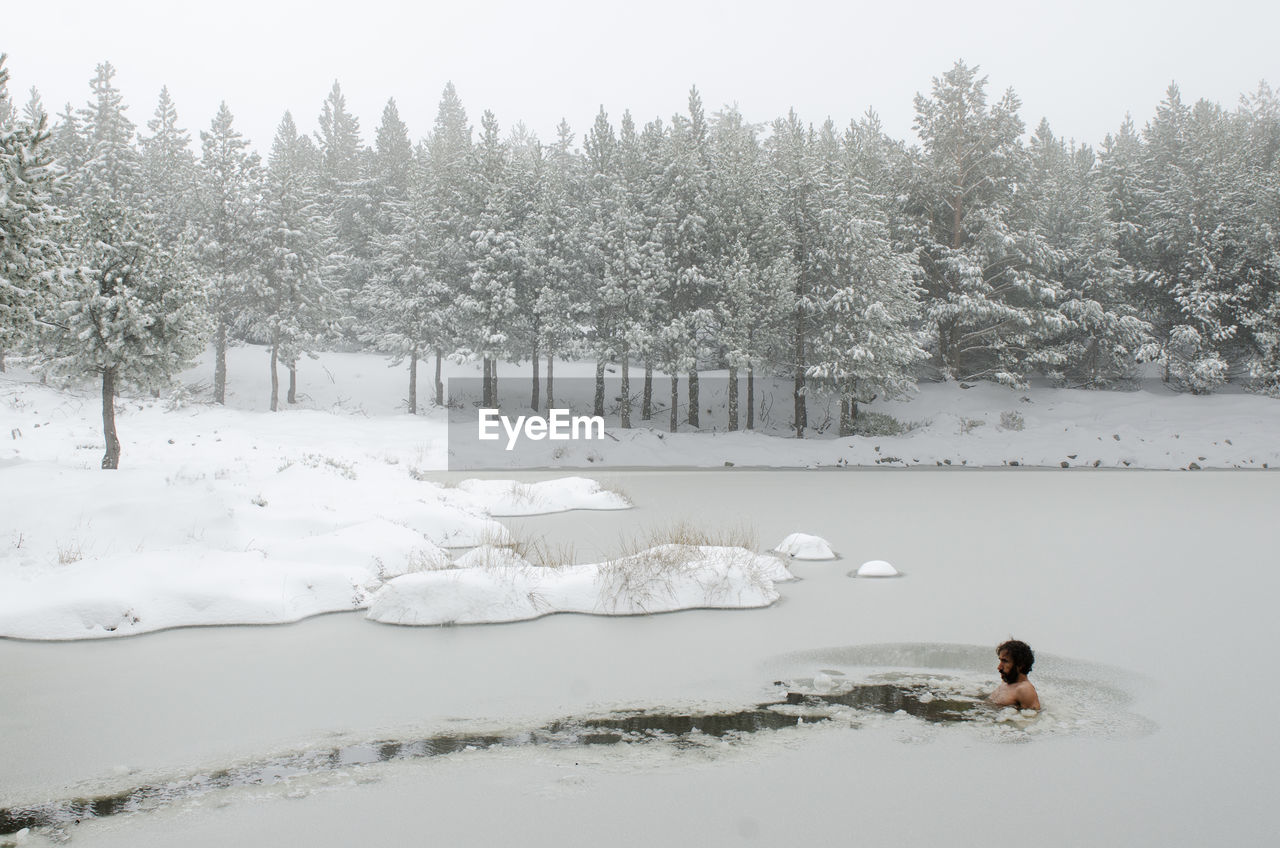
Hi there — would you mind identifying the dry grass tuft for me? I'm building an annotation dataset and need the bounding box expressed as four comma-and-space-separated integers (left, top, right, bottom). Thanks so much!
56, 541, 83, 565
594, 519, 766, 612
615, 518, 757, 557
469, 525, 577, 569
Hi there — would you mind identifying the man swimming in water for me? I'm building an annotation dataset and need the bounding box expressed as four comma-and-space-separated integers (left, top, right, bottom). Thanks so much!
989, 639, 1041, 710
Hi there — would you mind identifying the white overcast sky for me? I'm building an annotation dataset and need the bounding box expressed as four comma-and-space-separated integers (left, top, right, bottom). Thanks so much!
5, 0, 1278, 154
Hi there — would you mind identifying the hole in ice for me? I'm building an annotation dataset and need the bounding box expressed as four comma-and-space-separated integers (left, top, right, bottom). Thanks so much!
0, 643, 1153, 838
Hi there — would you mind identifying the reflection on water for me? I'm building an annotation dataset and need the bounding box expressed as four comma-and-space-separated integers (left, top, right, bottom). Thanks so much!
0, 644, 1153, 839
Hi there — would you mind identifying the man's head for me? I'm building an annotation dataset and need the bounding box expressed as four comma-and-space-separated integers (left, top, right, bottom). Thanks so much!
997, 639, 1035, 684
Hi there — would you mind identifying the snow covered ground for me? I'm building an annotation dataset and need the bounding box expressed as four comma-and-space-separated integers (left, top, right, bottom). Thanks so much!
1, 344, 1276, 641
1, 345, 1278, 844
4, 343, 1277, 476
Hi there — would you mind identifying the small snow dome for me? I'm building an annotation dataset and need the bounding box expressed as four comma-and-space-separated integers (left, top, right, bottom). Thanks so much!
773, 533, 836, 560
856, 560, 899, 577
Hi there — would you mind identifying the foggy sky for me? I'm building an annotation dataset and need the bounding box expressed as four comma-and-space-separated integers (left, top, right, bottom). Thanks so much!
6, 0, 1277, 153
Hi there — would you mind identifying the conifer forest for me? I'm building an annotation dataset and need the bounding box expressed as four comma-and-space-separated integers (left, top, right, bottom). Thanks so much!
3, 54, 1278, 466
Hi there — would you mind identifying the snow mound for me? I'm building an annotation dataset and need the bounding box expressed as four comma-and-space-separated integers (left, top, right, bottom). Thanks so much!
452, 545, 533, 569
773, 533, 836, 560
0, 551, 368, 640
366, 545, 796, 626
856, 559, 900, 577
447, 477, 631, 516
375, 500, 509, 548
258, 519, 447, 578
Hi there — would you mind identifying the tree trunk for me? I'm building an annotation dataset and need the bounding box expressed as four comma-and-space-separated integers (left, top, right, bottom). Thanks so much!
794, 308, 806, 438
747, 363, 755, 430
287, 362, 297, 404
793, 369, 805, 439
1085, 337, 1099, 386
620, 346, 631, 429
269, 331, 280, 412
669, 373, 679, 433
642, 362, 653, 420
728, 365, 739, 431
491, 358, 498, 407
840, 397, 852, 437
0, 351, 6, 372
434, 348, 444, 406
946, 190, 965, 379
531, 340, 540, 411
408, 347, 418, 414
101, 366, 121, 469
546, 352, 554, 412
938, 319, 961, 380
688, 367, 699, 428
214, 319, 227, 404
594, 359, 606, 418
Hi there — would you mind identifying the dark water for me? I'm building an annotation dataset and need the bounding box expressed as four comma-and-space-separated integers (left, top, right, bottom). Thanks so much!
785, 682, 979, 723
0, 681, 983, 837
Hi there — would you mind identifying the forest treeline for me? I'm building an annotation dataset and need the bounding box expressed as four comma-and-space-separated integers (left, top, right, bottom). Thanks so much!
2, 54, 1278, 467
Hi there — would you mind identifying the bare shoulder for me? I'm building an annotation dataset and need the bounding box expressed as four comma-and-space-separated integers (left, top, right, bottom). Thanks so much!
1016, 681, 1041, 711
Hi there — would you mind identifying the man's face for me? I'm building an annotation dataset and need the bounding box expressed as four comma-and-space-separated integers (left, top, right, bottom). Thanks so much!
997, 651, 1018, 684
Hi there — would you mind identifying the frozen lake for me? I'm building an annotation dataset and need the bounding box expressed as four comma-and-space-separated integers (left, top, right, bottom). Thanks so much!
2, 469, 1278, 846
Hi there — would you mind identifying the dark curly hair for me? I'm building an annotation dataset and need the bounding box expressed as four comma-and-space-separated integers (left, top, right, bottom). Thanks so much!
998, 639, 1035, 675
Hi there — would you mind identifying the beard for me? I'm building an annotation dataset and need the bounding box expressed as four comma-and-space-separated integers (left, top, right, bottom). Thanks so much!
1000, 668, 1019, 684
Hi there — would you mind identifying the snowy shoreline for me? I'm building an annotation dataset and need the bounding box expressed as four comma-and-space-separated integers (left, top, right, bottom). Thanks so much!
3, 346, 1278, 642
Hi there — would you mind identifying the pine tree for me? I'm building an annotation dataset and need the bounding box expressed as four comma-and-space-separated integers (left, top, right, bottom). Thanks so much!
911, 61, 1066, 385
465, 110, 521, 407
1025, 120, 1152, 386
1135, 85, 1272, 392
50, 101, 91, 175
1, 55, 66, 371
582, 107, 621, 418
612, 110, 663, 428
314, 81, 367, 342
712, 105, 791, 431
43, 62, 208, 468
667, 87, 719, 427
138, 86, 196, 242
503, 122, 547, 411
528, 118, 587, 411
422, 82, 475, 405
252, 111, 328, 411
765, 110, 821, 437
21, 87, 45, 128
635, 115, 693, 432
196, 102, 263, 403
360, 98, 439, 413
805, 119, 926, 432
636, 117, 675, 423
1234, 83, 1280, 392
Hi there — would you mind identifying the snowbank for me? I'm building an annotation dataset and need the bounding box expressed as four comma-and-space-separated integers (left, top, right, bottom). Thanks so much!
366, 545, 796, 626
0, 371, 635, 639
0, 551, 370, 640
3, 342, 1278, 641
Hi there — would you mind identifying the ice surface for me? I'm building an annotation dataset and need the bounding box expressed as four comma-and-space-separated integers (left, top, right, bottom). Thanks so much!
2, 465, 1277, 848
